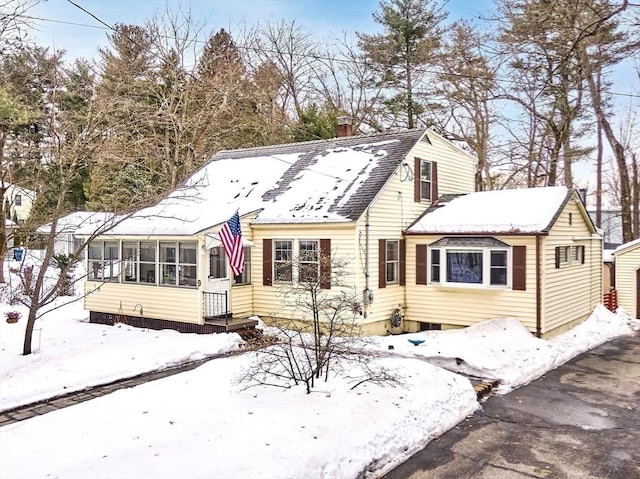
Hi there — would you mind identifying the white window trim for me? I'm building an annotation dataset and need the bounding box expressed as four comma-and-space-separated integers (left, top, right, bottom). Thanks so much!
420, 159, 432, 201
429, 246, 512, 289
386, 239, 400, 285
88, 240, 197, 288
273, 239, 320, 285
556, 245, 585, 268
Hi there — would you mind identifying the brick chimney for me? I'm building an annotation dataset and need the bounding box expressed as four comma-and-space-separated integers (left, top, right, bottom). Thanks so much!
336, 116, 353, 137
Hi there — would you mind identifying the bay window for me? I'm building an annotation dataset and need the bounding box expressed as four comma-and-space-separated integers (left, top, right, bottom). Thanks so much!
429, 237, 511, 288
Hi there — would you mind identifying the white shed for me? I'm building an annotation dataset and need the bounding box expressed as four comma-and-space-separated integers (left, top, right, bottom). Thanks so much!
613, 239, 640, 318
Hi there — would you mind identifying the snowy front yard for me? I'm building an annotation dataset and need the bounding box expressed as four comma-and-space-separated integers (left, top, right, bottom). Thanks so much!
0, 283, 637, 478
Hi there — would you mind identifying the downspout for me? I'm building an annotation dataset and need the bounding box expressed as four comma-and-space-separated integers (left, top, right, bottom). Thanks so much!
364, 207, 370, 318
536, 235, 542, 338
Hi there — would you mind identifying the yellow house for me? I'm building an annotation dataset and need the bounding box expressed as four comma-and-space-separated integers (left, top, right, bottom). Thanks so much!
83, 128, 476, 334
613, 239, 640, 318
83, 130, 601, 338
404, 187, 602, 338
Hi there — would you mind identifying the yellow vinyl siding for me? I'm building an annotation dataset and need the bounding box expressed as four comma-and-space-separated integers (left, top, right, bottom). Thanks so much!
231, 284, 254, 318
418, 132, 476, 196
614, 243, 640, 316
84, 283, 202, 323
405, 236, 538, 332
352, 135, 477, 332
541, 198, 602, 335
250, 224, 357, 322
84, 235, 206, 323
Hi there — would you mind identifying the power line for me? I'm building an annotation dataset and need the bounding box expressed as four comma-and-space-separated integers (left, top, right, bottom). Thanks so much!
18, 11, 640, 100
62, 0, 373, 186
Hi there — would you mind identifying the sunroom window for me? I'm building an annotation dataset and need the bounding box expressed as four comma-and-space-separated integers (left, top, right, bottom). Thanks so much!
87, 240, 196, 288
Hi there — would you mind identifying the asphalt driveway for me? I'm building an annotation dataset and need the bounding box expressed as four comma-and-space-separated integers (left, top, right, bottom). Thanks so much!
384, 333, 640, 479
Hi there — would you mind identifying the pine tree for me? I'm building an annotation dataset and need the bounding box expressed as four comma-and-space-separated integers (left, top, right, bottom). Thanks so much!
357, 0, 446, 129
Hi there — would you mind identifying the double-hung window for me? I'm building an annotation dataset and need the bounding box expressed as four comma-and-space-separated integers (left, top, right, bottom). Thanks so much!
274, 240, 293, 282
299, 240, 319, 283
420, 160, 432, 201
209, 246, 226, 279
233, 247, 252, 285
430, 249, 441, 282
386, 240, 399, 284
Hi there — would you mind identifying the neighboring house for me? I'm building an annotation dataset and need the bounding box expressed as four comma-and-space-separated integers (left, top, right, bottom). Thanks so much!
613, 239, 640, 318
83, 128, 477, 334
36, 212, 114, 258
2, 183, 36, 223
404, 187, 602, 338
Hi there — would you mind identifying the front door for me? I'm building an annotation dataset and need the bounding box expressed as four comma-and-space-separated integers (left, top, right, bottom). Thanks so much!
205, 246, 230, 317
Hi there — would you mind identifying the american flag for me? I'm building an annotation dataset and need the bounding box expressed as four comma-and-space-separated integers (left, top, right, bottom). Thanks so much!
219, 212, 244, 277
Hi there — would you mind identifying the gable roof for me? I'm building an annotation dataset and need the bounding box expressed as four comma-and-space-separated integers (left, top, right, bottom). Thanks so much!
614, 238, 640, 256
406, 186, 591, 235
107, 129, 432, 236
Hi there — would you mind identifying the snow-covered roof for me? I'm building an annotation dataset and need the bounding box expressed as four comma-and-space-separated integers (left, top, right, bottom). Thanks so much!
36, 211, 114, 235
407, 186, 574, 235
614, 238, 640, 255
107, 129, 430, 236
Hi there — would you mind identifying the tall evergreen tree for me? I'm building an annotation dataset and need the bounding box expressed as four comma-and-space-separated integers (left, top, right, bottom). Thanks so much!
357, 0, 446, 129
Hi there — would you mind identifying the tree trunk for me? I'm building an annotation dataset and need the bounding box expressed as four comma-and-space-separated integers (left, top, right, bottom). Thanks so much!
582, 57, 633, 242
596, 119, 603, 228
22, 308, 37, 355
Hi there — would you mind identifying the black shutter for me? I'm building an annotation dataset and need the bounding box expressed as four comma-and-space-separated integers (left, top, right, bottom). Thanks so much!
320, 239, 331, 289
414, 157, 421, 202
379, 239, 386, 288
263, 239, 272, 286
512, 246, 526, 291
431, 162, 438, 203
416, 244, 427, 285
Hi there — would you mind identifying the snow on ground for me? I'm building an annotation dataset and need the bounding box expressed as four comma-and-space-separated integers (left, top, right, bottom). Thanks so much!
0, 257, 637, 478
375, 304, 637, 393
0, 260, 242, 412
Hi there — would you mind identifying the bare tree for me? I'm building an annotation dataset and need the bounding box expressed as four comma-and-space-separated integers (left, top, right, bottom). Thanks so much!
240, 252, 400, 394
0, 0, 38, 55
433, 20, 499, 190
